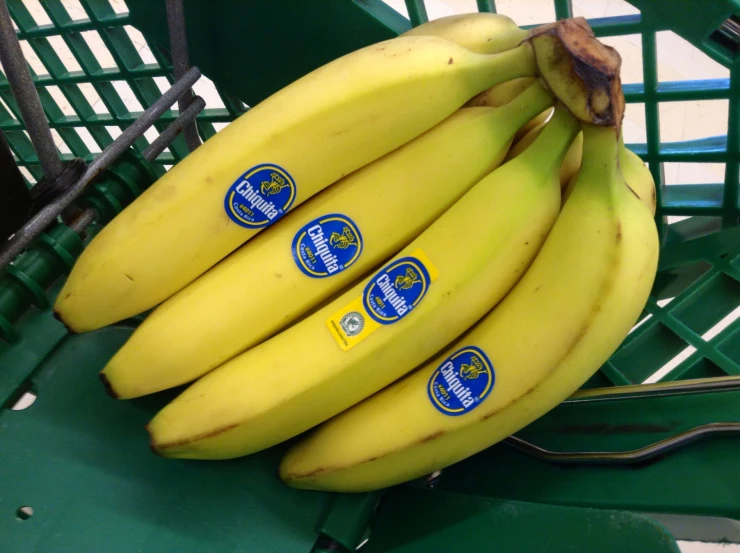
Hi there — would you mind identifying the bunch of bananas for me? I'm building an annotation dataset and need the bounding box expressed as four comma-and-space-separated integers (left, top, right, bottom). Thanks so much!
54, 13, 659, 493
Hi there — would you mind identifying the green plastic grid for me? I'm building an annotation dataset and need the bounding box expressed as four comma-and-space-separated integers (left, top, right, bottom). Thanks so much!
0, 0, 246, 183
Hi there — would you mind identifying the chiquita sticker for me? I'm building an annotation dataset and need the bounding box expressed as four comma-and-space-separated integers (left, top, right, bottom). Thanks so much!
428, 346, 495, 416
362, 256, 432, 324
292, 214, 363, 278
326, 249, 439, 351
224, 164, 296, 228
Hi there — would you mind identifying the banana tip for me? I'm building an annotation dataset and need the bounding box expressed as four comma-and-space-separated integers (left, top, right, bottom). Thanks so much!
52, 309, 76, 333
99, 372, 120, 399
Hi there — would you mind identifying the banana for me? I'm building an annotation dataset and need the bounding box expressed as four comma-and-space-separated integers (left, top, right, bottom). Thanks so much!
561, 136, 656, 214
280, 123, 659, 493
147, 104, 580, 460
102, 82, 554, 400
619, 135, 657, 214
506, 122, 583, 187
55, 36, 536, 332
402, 12, 527, 54
468, 78, 535, 107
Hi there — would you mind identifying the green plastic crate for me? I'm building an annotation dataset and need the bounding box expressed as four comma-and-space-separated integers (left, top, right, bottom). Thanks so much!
1, 0, 739, 551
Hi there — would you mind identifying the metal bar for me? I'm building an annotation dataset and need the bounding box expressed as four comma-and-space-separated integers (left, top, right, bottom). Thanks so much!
505, 422, 740, 465
166, 0, 200, 152
0, 0, 64, 181
142, 96, 204, 161
0, 67, 201, 270
568, 375, 740, 403
68, 94, 206, 235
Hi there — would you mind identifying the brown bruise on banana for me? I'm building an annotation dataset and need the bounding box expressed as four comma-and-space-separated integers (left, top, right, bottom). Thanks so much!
526, 18, 625, 132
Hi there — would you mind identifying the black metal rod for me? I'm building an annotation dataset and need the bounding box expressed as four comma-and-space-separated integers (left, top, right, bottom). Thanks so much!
142, 95, 205, 161
0, 67, 201, 269
165, 0, 201, 152
505, 422, 740, 465
0, 0, 64, 180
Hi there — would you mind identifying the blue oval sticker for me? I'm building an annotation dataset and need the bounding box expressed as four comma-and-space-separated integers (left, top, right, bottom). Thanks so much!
224, 164, 296, 229
428, 346, 495, 416
292, 214, 363, 278
362, 256, 431, 325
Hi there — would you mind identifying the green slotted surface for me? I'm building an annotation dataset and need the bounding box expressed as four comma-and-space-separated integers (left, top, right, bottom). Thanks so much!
1, 1, 740, 551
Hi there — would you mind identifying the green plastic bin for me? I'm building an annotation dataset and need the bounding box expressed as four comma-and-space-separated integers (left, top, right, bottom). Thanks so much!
1, 0, 739, 551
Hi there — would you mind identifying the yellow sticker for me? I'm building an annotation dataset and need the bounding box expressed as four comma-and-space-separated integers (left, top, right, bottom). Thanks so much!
326, 248, 438, 351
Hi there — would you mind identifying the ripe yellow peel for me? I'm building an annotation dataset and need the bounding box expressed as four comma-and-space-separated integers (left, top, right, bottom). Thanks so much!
402, 12, 527, 55
102, 82, 554, 399
280, 125, 659, 493
55, 37, 537, 332
506, 123, 583, 189
147, 106, 580, 460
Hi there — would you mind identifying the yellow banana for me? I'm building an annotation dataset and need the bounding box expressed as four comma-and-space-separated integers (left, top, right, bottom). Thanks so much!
506, 122, 583, 187
102, 82, 554, 399
280, 123, 659, 493
55, 36, 536, 332
402, 12, 526, 54
147, 104, 580, 460
561, 137, 656, 214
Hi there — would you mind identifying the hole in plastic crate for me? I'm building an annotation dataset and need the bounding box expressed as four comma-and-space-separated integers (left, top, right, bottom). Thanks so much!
106, 126, 123, 140
45, 85, 76, 116
46, 35, 82, 73
123, 27, 157, 66
703, 304, 740, 342
23, 0, 52, 26
163, 164, 173, 171
143, 126, 160, 146
75, 127, 101, 153
60, 0, 87, 21
644, 344, 696, 383
15, 506, 33, 521
0, 97, 17, 121
381, 0, 409, 19
19, 166, 36, 184
573, 0, 639, 17
629, 313, 652, 334
212, 122, 230, 133
600, 35, 642, 84
51, 129, 71, 154
18, 40, 47, 76
675, 357, 728, 381
111, 81, 144, 113
153, 76, 172, 96
672, 273, 740, 336
77, 83, 107, 114
10, 390, 37, 411
193, 76, 222, 109
663, 163, 726, 186
110, 0, 129, 15
611, 321, 689, 383
657, 31, 730, 82
80, 31, 117, 69
623, 102, 646, 144
659, 100, 729, 143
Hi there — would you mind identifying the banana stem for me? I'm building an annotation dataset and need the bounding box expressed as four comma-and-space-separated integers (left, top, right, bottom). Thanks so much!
475, 42, 537, 90
516, 103, 579, 170
581, 123, 620, 176
497, 80, 553, 132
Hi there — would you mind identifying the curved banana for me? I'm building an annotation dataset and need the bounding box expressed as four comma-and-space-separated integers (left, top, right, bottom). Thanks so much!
102, 82, 554, 399
562, 137, 656, 214
280, 123, 659, 493
402, 12, 526, 54
147, 105, 580, 460
55, 36, 536, 332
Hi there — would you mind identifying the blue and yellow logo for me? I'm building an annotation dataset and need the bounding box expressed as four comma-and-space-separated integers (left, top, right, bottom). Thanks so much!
363, 256, 432, 325
428, 346, 495, 416
224, 163, 296, 229
292, 214, 363, 278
